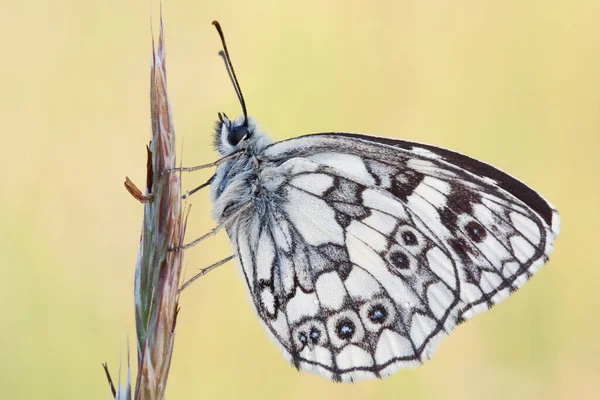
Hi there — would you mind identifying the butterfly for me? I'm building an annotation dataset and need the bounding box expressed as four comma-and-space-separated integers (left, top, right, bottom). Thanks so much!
182, 21, 560, 382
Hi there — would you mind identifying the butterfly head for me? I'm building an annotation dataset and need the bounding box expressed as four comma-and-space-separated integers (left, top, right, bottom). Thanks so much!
213, 112, 270, 156
210, 23, 271, 156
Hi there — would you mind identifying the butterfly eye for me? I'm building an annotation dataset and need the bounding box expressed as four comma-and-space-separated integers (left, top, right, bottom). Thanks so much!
228, 125, 249, 146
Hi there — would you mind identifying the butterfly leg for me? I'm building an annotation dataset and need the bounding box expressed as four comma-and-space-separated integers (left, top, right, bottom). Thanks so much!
178, 255, 235, 293
174, 201, 252, 250
182, 175, 215, 199
161, 151, 242, 175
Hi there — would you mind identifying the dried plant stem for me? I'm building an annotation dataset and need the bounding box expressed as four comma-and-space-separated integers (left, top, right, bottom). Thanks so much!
130, 16, 186, 400
105, 11, 228, 399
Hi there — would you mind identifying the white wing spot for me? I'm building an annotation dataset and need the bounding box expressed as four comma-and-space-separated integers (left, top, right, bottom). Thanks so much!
290, 173, 334, 196
491, 287, 511, 305
285, 187, 345, 246
286, 291, 320, 324
315, 272, 346, 311
256, 230, 275, 281
410, 314, 437, 349
460, 282, 484, 305
261, 288, 276, 315
308, 153, 376, 185
236, 229, 254, 292
344, 266, 383, 300
503, 261, 520, 277
410, 147, 442, 159
426, 282, 454, 319
375, 329, 414, 364
479, 271, 504, 294
362, 209, 398, 236
426, 247, 457, 290
269, 309, 291, 344
279, 254, 295, 296
510, 212, 542, 245
406, 158, 436, 173
336, 344, 374, 370
346, 220, 389, 253
362, 189, 409, 220
510, 235, 536, 263
514, 272, 528, 288
406, 192, 450, 240
300, 345, 333, 367
472, 203, 495, 226
461, 301, 489, 321
413, 178, 449, 208
271, 217, 292, 252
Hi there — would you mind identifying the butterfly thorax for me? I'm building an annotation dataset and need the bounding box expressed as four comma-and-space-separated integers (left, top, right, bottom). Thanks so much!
210, 115, 278, 224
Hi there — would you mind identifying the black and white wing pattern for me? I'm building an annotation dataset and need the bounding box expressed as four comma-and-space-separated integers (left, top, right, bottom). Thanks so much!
227, 133, 560, 382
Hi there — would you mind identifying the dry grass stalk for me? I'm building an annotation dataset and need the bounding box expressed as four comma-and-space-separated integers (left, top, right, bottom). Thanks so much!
132, 17, 186, 400
109, 15, 186, 400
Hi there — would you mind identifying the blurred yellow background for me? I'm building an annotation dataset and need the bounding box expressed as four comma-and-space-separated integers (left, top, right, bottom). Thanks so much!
1, 0, 599, 399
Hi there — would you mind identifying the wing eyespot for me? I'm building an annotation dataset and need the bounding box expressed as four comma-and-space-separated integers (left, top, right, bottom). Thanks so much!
335, 318, 356, 340
309, 327, 321, 344
465, 220, 487, 243
367, 304, 387, 324
327, 311, 365, 347
359, 298, 397, 333
391, 251, 410, 269
402, 231, 418, 246
293, 320, 328, 350
388, 249, 413, 274
298, 332, 308, 348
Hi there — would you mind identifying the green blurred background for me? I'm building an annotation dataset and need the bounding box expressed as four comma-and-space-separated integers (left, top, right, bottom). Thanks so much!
1, 0, 599, 399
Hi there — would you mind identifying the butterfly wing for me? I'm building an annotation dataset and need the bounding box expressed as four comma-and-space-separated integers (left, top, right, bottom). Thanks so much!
229, 133, 559, 382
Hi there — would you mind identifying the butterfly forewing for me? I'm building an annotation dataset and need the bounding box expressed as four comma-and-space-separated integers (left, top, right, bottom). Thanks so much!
202, 22, 559, 383
224, 132, 559, 382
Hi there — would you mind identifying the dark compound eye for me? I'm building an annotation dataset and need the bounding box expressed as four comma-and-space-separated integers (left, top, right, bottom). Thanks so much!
227, 125, 249, 146
368, 304, 388, 324
390, 250, 410, 270
402, 231, 418, 246
309, 327, 321, 344
336, 318, 356, 340
465, 221, 487, 243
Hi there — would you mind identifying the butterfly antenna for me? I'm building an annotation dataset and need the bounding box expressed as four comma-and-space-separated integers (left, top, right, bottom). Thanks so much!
213, 20, 248, 127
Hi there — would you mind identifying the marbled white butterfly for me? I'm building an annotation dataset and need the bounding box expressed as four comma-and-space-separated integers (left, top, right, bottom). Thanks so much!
178, 21, 560, 382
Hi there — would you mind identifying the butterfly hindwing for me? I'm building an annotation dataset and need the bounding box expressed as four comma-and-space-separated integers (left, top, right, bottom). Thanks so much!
226, 133, 559, 382
230, 159, 457, 381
